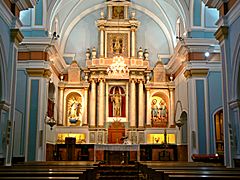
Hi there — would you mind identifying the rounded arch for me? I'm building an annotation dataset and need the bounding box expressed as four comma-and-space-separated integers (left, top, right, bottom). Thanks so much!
0, 35, 7, 101
152, 91, 169, 106
65, 91, 83, 126
232, 34, 240, 99
59, 3, 175, 54
59, 3, 105, 54
180, 111, 188, 144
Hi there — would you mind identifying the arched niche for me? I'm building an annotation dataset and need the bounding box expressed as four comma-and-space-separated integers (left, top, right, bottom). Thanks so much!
180, 111, 187, 144
108, 86, 126, 117
65, 92, 83, 127
47, 82, 55, 118
214, 109, 224, 154
151, 91, 169, 128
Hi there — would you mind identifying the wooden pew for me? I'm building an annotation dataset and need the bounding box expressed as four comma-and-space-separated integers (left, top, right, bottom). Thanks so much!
0, 161, 98, 180
168, 174, 240, 179
139, 162, 240, 180
162, 170, 240, 180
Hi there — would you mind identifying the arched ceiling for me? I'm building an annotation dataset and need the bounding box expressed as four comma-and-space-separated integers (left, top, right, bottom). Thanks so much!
46, 0, 190, 66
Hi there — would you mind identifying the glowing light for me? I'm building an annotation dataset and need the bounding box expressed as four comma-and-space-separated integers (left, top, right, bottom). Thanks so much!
205, 52, 210, 57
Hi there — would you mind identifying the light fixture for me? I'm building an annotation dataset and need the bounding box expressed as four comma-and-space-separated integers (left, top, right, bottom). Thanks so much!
45, 114, 56, 130
170, 74, 174, 82
205, 51, 210, 57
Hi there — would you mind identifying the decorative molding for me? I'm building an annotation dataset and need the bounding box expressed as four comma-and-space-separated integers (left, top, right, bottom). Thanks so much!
18, 51, 49, 61
229, 99, 240, 109
214, 26, 228, 42
10, 29, 24, 46
26, 68, 51, 77
184, 68, 209, 78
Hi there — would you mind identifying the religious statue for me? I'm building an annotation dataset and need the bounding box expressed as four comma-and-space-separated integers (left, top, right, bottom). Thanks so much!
113, 37, 123, 54
68, 96, 82, 125
151, 99, 158, 119
111, 89, 121, 116
151, 97, 168, 127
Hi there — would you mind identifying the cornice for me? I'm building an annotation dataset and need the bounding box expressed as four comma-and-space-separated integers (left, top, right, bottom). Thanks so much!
15, 0, 37, 11
214, 26, 228, 42
11, 29, 24, 46
26, 68, 51, 77
184, 68, 209, 79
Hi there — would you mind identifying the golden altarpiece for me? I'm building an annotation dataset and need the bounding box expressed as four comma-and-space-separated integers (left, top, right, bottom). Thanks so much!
50, 0, 177, 162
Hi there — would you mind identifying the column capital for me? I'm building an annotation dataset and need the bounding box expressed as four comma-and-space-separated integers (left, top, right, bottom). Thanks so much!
215, 26, 228, 42
10, 29, 24, 46
98, 78, 106, 83
26, 68, 52, 78
129, 78, 137, 83
184, 69, 209, 79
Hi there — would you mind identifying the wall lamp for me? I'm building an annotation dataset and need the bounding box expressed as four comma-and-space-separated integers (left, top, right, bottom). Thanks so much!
45, 114, 56, 130
176, 36, 184, 41
52, 32, 60, 40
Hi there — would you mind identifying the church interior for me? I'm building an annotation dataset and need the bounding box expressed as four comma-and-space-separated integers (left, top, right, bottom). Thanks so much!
0, 0, 240, 179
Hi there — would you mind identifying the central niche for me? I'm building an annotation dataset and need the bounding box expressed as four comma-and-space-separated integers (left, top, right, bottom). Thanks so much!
108, 86, 126, 117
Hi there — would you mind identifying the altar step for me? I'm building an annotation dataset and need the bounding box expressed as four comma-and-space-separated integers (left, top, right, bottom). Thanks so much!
97, 164, 145, 180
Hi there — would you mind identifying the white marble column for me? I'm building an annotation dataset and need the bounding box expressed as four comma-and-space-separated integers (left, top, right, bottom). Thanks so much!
124, 6, 128, 19
130, 79, 136, 127
169, 88, 175, 127
131, 27, 136, 58
138, 80, 144, 128
58, 86, 64, 125
146, 88, 151, 127
90, 79, 96, 128
98, 79, 105, 127
83, 87, 88, 126
99, 26, 104, 58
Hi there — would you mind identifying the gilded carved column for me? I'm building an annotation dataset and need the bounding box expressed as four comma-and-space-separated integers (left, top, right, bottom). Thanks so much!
98, 79, 105, 127
90, 79, 96, 128
169, 88, 175, 127
146, 88, 151, 127
58, 86, 64, 125
138, 80, 144, 128
83, 87, 88, 126
131, 26, 136, 58
130, 78, 136, 127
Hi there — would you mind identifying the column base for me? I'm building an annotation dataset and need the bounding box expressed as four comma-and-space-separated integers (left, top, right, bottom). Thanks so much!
146, 124, 151, 128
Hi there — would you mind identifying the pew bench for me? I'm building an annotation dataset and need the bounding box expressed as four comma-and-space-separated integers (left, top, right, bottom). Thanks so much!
168, 174, 240, 179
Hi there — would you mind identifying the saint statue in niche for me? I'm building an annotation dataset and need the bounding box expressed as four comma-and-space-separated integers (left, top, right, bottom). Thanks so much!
113, 37, 123, 54
111, 89, 121, 116
112, 6, 124, 19
151, 96, 168, 127
67, 95, 82, 126
109, 86, 126, 117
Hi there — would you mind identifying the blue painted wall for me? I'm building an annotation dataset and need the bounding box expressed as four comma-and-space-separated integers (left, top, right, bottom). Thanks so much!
35, 0, 43, 25
15, 70, 28, 155
20, 9, 32, 26
196, 80, 206, 154
27, 80, 39, 161
0, 16, 10, 61
193, 0, 202, 26
207, 72, 222, 153
205, 7, 218, 28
